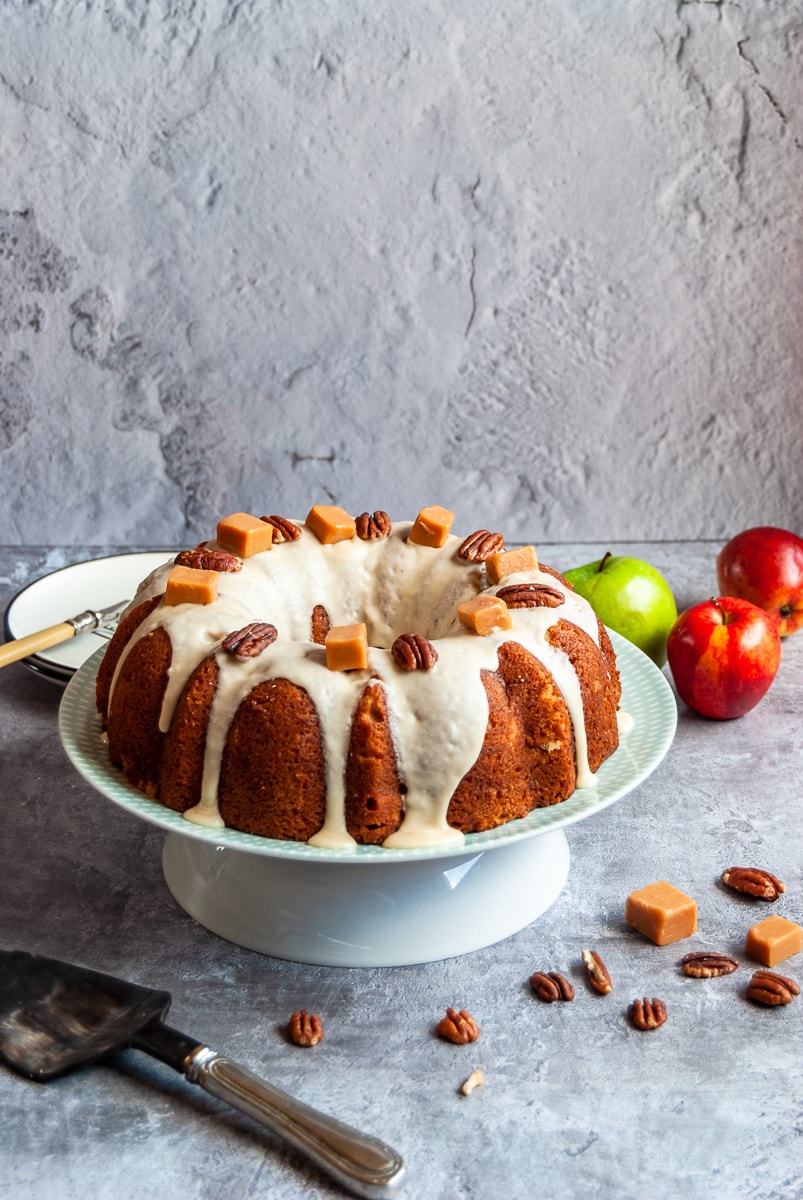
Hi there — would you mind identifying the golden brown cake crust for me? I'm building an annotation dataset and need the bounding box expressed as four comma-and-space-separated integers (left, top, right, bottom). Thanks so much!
596, 619, 622, 708
447, 642, 577, 833
158, 656, 220, 813
547, 619, 621, 773
447, 668, 540, 833
105, 624, 172, 796
217, 678, 327, 841
345, 682, 404, 844
96, 595, 162, 723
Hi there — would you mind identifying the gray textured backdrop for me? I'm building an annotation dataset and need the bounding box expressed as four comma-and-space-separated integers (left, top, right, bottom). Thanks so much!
1, 1, 801, 547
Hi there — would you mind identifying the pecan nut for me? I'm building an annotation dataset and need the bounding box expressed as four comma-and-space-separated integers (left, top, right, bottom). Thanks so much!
436, 1007, 480, 1044
628, 997, 667, 1030
391, 633, 438, 671
175, 547, 242, 572
311, 604, 331, 645
457, 529, 505, 562
355, 510, 391, 540
222, 622, 278, 657
260, 515, 302, 542
721, 867, 785, 901
745, 970, 800, 1007
581, 949, 612, 994
496, 583, 565, 609
287, 1010, 324, 1046
680, 951, 739, 978
530, 971, 575, 1002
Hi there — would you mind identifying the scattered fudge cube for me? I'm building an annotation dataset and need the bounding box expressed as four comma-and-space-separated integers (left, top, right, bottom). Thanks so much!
745, 914, 803, 967
625, 881, 697, 946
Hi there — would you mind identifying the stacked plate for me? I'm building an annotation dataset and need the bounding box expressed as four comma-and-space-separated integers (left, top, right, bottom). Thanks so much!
3, 553, 173, 684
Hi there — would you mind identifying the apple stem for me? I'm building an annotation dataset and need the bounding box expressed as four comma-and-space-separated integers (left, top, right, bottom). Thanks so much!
711, 597, 735, 625
598, 551, 612, 573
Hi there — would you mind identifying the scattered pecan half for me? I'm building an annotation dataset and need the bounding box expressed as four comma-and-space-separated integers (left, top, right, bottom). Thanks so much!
581, 949, 613, 994
311, 604, 331, 645
530, 971, 575, 1002
260, 515, 302, 542
222, 622, 278, 657
436, 1007, 480, 1044
287, 1010, 324, 1046
391, 633, 438, 671
680, 951, 739, 978
496, 583, 565, 609
628, 997, 667, 1030
745, 970, 800, 1007
721, 867, 785, 901
457, 529, 505, 562
355, 510, 391, 540
175, 547, 242, 572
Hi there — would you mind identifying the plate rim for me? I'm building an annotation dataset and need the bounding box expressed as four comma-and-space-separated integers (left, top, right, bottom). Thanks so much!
58, 631, 677, 865
3, 551, 176, 680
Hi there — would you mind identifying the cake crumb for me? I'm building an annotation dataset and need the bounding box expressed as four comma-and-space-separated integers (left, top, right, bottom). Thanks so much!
460, 1067, 484, 1096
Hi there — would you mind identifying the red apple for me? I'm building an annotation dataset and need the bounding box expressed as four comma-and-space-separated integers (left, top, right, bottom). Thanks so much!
666, 597, 781, 719
716, 526, 803, 637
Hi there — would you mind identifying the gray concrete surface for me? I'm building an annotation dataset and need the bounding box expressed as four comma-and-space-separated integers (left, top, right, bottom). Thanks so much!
1, 540, 801, 1199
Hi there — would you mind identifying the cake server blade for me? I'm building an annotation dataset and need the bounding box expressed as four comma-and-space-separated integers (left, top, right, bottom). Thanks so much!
0, 950, 405, 1199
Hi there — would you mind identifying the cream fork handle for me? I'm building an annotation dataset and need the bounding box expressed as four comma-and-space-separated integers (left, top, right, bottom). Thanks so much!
0, 622, 75, 667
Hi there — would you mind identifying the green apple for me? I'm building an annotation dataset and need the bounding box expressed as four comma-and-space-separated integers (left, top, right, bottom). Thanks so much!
562, 552, 677, 667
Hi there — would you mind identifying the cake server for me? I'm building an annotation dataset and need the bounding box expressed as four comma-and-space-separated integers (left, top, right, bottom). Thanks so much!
0, 949, 405, 1199
0, 599, 129, 669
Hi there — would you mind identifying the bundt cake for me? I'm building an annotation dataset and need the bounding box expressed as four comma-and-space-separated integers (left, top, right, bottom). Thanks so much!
95, 505, 623, 849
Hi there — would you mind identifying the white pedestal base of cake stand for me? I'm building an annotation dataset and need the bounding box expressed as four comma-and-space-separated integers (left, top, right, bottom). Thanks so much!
161, 828, 570, 967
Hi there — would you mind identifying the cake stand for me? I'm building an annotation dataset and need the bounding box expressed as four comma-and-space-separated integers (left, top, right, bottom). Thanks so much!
59, 634, 676, 967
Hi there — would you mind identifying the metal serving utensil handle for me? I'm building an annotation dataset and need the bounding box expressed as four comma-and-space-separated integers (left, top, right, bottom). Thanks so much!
186, 1046, 406, 1199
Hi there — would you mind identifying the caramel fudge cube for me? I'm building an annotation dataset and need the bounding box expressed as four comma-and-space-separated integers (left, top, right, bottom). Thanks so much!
625, 881, 697, 946
745, 914, 803, 967
325, 623, 368, 671
458, 595, 512, 636
217, 512, 274, 557
485, 545, 539, 585
164, 565, 219, 606
408, 505, 455, 548
306, 505, 356, 545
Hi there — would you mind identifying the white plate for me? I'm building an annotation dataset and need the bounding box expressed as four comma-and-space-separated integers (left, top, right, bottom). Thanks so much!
3, 553, 174, 682
59, 633, 677, 964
